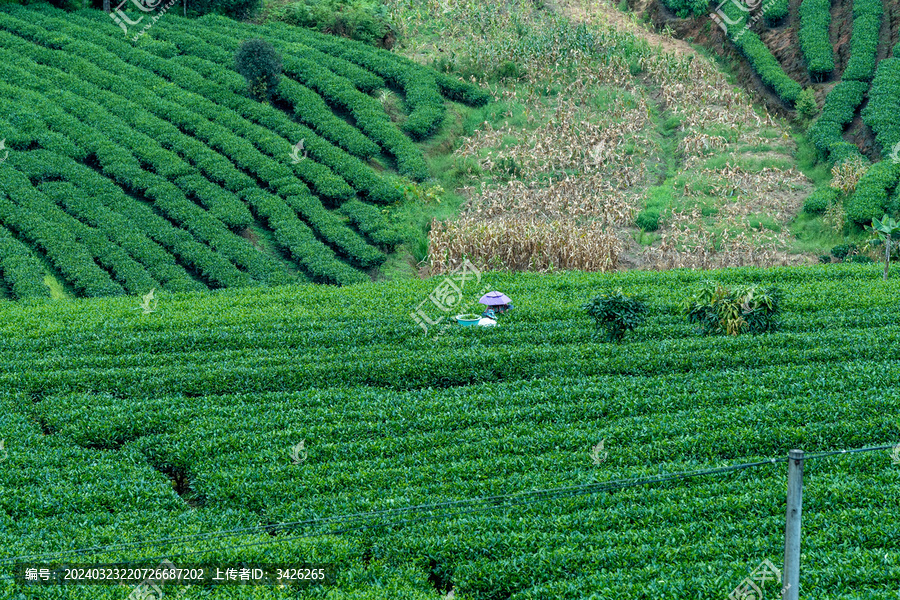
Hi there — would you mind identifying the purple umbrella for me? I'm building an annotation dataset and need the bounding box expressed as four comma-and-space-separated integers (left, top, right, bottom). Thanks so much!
479, 291, 511, 306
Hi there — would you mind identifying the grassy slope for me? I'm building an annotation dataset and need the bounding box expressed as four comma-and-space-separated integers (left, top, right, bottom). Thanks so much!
2, 265, 900, 598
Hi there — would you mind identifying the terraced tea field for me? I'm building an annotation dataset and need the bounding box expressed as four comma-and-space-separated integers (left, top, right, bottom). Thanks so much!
0, 3, 487, 295
1, 266, 899, 598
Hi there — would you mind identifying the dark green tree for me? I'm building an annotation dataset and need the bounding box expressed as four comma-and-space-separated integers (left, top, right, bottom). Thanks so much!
235, 38, 283, 101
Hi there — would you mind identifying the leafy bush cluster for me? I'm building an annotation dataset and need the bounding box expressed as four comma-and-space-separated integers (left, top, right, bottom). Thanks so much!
583, 282, 782, 342
634, 209, 660, 231
234, 38, 283, 100
583, 289, 648, 342
794, 87, 818, 122
683, 280, 782, 336
798, 0, 834, 77
818, 243, 873, 263
659, 0, 707, 18
762, 0, 789, 24
803, 186, 841, 214
186, 0, 261, 20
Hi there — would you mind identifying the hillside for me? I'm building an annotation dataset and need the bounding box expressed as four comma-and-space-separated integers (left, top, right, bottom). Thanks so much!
0, 3, 487, 297
2, 266, 900, 598
623, 0, 900, 236
387, 0, 823, 273
3, 1, 900, 598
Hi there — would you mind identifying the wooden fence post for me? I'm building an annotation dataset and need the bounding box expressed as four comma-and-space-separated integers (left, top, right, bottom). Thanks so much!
782, 449, 803, 600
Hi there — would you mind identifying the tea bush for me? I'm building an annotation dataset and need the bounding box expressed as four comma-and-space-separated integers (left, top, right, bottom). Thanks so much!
799, 0, 834, 77
582, 288, 648, 342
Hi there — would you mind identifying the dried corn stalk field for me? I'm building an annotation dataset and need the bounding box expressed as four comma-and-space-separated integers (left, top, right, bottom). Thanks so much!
403, 0, 815, 274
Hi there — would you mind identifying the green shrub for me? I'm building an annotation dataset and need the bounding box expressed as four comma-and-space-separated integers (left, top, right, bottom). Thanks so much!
830, 243, 856, 260
635, 209, 660, 231
683, 280, 782, 336
497, 60, 525, 80
582, 288, 648, 342
234, 38, 282, 100
795, 87, 819, 121
829, 141, 867, 165
763, 0, 789, 24
659, 0, 707, 18
803, 187, 841, 214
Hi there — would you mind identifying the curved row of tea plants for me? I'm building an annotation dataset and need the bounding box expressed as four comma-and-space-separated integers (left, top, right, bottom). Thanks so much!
64, 7, 414, 205
718, 0, 802, 104
798, 0, 834, 77
862, 57, 900, 159
0, 224, 52, 300
0, 6, 362, 285
150, 13, 430, 180
807, 80, 869, 163
0, 59, 299, 287
842, 0, 882, 83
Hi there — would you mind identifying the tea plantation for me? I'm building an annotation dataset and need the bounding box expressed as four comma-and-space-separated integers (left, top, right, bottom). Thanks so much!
0, 3, 488, 294
1, 266, 900, 598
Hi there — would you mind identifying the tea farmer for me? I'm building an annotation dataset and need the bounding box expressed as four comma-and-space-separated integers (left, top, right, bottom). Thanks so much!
479, 291, 513, 316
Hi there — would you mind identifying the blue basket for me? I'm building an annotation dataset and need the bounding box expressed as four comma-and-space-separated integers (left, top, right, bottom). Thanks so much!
455, 314, 482, 327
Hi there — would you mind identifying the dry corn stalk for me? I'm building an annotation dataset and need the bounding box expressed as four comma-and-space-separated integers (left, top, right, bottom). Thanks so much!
830, 157, 868, 195
460, 175, 637, 224
677, 133, 728, 157
643, 208, 811, 270
428, 216, 623, 275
